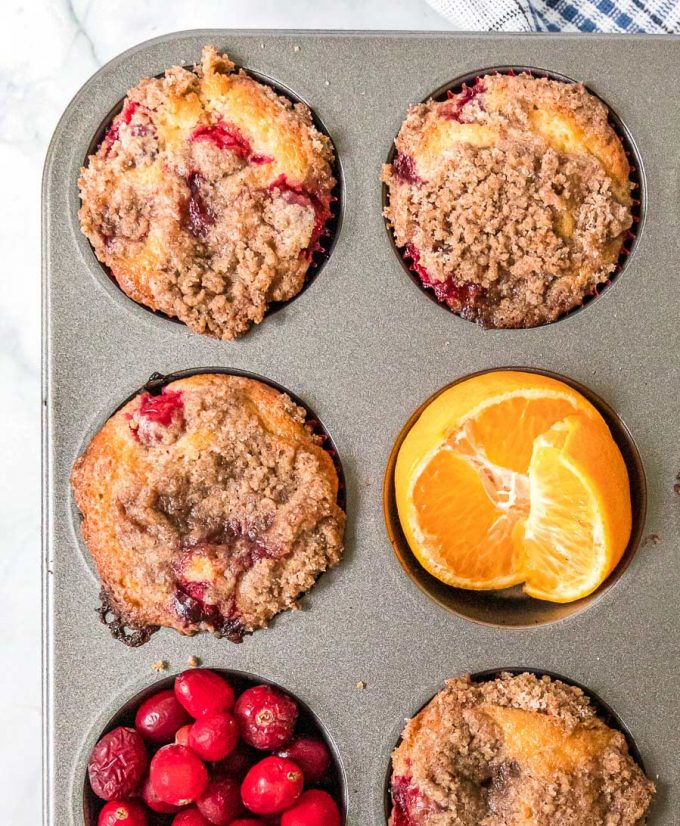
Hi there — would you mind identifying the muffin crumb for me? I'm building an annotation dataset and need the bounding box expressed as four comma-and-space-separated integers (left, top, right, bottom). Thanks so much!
152, 660, 168, 673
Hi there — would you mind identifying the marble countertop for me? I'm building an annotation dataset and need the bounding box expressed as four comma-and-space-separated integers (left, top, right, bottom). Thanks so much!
1, 1, 454, 822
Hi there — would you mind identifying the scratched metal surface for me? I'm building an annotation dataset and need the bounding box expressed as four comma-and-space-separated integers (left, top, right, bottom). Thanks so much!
43, 30, 680, 825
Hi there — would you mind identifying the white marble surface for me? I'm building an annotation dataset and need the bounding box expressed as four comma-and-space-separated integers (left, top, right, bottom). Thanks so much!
0, 1, 456, 822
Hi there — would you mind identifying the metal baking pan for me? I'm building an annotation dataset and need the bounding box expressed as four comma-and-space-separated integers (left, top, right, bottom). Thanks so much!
43, 29, 680, 825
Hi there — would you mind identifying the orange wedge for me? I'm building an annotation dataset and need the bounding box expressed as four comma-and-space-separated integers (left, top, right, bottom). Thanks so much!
394, 371, 631, 602
519, 414, 631, 602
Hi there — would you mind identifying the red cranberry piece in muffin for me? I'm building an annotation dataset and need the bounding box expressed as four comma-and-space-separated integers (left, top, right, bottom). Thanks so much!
383, 74, 634, 328
70, 374, 345, 645
388, 672, 654, 825
78, 46, 336, 339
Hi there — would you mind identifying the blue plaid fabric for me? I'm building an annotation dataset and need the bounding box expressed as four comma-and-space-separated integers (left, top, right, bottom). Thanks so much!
427, 0, 680, 32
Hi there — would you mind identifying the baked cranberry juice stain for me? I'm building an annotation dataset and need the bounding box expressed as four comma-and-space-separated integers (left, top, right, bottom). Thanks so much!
80, 62, 344, 331
382, 66, 644, 327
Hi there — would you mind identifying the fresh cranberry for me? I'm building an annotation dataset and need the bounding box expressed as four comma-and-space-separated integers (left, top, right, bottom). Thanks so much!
229, 821, 264, 826
149, 744, 209, 806
280, 790, 341, 826
235, 686, 298, 750
276, 737, 330, 784
98, 800, 148, 826
142, 774, 180, 814
88, 727, 149, 801
172, 810, 211, 826
175, 724, 192, 747
135, 690, 192, 744
241, 756, 304, 815
215, 744, 257, 779
196, 774, 243, 825
188, 711, 240, 762
175, 670, 235, 719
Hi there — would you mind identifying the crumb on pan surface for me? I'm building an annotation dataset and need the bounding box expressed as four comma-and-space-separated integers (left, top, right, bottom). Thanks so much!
78, 46, 336, 340
389, 672, 654, 826
382, 74, 634, 328
71, 374, 345, 644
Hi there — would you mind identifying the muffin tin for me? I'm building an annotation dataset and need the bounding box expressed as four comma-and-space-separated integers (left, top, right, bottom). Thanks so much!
43, 30, 680, 825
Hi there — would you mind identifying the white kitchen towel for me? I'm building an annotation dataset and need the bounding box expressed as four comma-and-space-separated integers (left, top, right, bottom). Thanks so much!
426, 0, 680, 32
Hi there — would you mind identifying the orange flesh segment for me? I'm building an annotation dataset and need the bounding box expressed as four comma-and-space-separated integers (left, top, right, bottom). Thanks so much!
521, 415, 631, 602
412, 448, 520, 587
462, 396, 580, 473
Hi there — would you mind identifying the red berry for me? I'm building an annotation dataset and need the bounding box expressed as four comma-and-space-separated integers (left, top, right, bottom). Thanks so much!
149, 744, 209, 806
230, 821, 264, 826
235, 686, 298, 750
175, 724, 192, 747
277, 737, 331, 784
175, 670, 235, 718
135, 689, 192, 744
189, 711, 240, 762
241, 756, 304, 815
281, 790, 341, 826
172, 810, 211, 826
142, 774, 180, 813
215, 744, 257, 779
196, 774, 243, 825
88, 727, 148, 801
98, 800, 148, 826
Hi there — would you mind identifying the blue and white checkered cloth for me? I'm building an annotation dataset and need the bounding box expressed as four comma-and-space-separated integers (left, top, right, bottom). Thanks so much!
426, 0, 680, 32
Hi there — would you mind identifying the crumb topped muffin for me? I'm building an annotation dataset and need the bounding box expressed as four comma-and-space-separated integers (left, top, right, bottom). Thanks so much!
78, 46, 336, 339
389, 672, 654, 826
382, 74, 634, 328
70, 374, 345, 645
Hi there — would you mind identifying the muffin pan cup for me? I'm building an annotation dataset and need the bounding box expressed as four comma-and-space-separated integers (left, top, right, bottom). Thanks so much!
43, 30, 680, 825
383, 366, 648, 628
383, 667, 649, 822
81, 668, 348, 824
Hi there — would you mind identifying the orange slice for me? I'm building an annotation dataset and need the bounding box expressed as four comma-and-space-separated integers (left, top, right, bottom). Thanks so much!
394, 371, 631, 601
